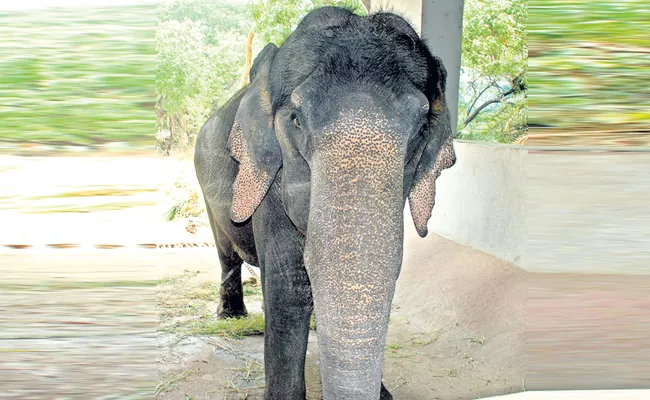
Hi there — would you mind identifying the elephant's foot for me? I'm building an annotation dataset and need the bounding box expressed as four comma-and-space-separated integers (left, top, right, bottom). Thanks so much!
380, 382, 393, 400
216, 303, 248, 319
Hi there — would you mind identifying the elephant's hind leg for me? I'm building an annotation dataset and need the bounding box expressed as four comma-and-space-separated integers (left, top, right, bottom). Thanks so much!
206, 204, 247, 319
216, 238, 247, 319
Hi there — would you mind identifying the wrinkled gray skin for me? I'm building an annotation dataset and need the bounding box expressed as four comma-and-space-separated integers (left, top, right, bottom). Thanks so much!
194, 7, 456, 400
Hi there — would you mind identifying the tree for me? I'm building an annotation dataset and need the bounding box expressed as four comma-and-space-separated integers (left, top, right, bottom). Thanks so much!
458, 0, 527, 142
155, 1, 249, 153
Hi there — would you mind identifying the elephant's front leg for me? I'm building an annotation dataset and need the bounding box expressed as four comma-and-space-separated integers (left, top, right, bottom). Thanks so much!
380, 383, 393, 399
261, 254, 313, 399
254, 197, 313, 399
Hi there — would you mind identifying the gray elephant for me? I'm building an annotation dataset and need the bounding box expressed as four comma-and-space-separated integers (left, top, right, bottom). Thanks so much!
194, 6, 456, 400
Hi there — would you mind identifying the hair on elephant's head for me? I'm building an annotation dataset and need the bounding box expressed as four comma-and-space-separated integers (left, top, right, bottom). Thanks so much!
227, 6, 456, 399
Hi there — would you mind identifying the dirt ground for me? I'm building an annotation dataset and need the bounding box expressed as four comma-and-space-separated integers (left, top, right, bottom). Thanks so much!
155, 234, 650, 399
156, 233, 527, 400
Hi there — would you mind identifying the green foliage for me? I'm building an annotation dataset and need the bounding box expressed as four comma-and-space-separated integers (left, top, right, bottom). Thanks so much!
154, 0, 367, 153
243, 279, 263, 297
458, 0, 527, 143
155, 0, 250, 153
462, 0, 526, 81
529, 0, 650, 132
188, 313, 265, 338
160, 174, 207, 222
459, 93, 528, 143
157, 0, 249, 45
0, 5, 155, 146
251, 0, 367, 46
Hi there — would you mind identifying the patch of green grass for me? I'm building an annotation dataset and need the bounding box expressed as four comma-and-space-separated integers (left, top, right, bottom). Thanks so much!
243, 279, 262, 297
408, 331, 440, 348
309, 312, 317, 331
386, 343, 405, 351
230, 359, 264, 382
470, 336, 486, 345
187, 281, 219, 302
384, 342, 412, 358
188, 313, 265, 338
383, 331, 442, 358
384, 342, 418, 359
157, 269, 200, 285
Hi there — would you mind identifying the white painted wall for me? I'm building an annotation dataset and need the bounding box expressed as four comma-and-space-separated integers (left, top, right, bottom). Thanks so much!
425, 140, 527, 264
422, 142, 650, 275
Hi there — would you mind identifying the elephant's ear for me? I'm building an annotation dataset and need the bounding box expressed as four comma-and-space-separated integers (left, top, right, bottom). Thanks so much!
408, 59, 457, 238
228, 43, 281, 223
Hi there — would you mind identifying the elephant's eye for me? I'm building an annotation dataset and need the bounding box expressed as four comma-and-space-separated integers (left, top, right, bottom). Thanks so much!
416, 120, 427, 138
291, 111, 302, 130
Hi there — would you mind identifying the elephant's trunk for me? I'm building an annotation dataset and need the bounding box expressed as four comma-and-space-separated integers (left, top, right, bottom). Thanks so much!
304, 116, 404, 399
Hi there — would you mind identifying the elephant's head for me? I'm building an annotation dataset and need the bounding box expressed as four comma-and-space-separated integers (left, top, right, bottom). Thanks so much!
228, 7, 456, 399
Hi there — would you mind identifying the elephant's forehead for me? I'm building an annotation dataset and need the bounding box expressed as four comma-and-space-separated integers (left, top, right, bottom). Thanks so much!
315, 107, 403, 173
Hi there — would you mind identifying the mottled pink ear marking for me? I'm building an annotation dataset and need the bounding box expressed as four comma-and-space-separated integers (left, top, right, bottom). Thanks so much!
228, 121, 274, 223
228, 121, 245, 162
408, 138, 456, 237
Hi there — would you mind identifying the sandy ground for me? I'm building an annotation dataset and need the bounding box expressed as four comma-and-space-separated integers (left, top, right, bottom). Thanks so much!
153, 236, 527, 400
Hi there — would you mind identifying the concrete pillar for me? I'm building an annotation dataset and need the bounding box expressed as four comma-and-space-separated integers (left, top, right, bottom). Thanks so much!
420, 0, 465, 137
371, 0, 465, 137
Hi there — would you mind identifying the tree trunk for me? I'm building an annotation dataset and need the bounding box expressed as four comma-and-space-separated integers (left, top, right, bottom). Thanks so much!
361, 0, 371, 13
240, 31, 255, 88
463, 85, 521, 127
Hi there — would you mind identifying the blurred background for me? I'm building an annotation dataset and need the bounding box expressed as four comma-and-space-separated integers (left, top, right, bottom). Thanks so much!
529, 0, 650, 146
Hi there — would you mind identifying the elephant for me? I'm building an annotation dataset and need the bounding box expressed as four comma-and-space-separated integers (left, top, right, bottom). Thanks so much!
194, 6, 456, 400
